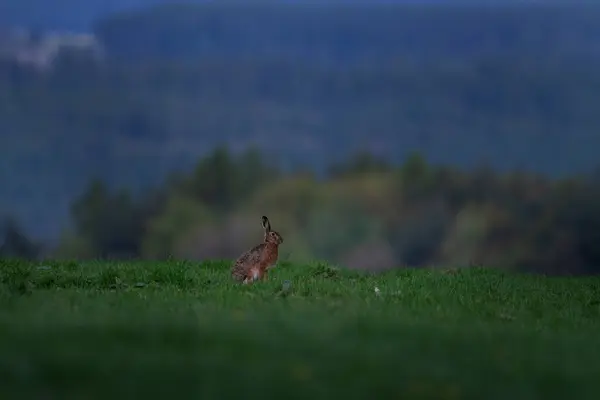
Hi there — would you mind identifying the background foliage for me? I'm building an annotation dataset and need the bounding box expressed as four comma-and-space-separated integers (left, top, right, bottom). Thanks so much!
1, 3, 600, 275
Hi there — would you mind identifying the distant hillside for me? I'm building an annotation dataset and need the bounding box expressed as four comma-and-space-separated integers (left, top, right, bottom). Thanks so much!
93, 3, 600, 64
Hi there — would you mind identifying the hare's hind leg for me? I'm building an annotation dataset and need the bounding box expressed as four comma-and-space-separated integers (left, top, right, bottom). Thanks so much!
243, 267, 261, 284
258, 265, 272, 281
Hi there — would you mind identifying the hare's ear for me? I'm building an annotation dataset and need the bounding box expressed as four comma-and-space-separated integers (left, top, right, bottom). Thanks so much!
262, 216, 271, 233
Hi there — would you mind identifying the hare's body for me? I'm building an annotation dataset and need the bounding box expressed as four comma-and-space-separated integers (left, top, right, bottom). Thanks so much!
231, 216, 283, 284
231, 242, 279, 283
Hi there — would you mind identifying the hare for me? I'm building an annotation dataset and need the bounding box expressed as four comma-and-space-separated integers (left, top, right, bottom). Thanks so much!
231, 215, 284, 284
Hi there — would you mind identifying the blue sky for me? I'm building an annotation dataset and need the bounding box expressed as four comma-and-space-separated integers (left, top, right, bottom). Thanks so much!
0, 1, 551, 31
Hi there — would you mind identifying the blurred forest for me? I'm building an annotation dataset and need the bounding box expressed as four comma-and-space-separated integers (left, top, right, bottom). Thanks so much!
2, 3, 600, 274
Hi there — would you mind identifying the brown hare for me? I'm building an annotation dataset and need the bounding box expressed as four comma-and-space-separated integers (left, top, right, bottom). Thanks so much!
231, 215, 284, 284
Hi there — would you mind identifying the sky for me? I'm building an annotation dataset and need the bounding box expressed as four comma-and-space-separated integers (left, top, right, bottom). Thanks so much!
0, 0, 558, 32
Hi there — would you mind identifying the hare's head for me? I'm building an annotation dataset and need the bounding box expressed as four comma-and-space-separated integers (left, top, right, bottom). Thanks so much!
262, 215, 284, 245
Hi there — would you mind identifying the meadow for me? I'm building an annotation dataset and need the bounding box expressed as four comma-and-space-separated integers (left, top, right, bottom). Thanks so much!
1, 258, 600, 399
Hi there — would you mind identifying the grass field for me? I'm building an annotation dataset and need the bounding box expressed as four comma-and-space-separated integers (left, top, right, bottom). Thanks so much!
1, 259, 600, 399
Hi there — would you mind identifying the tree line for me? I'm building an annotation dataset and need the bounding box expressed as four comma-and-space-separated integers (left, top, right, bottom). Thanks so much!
3, 148, 600, 276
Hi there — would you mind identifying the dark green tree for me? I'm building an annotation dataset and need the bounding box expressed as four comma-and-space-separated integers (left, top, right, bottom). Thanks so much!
0, 217, 39, 259
70, 178, 144, 258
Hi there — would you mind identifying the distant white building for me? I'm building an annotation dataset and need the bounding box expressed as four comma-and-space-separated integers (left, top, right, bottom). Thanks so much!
0, 27, 103, 70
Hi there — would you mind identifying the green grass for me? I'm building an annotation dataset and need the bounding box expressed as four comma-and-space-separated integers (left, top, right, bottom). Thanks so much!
1, 259, 600, 399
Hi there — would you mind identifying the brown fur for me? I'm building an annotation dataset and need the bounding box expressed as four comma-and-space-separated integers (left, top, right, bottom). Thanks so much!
231, 216, 284, 284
